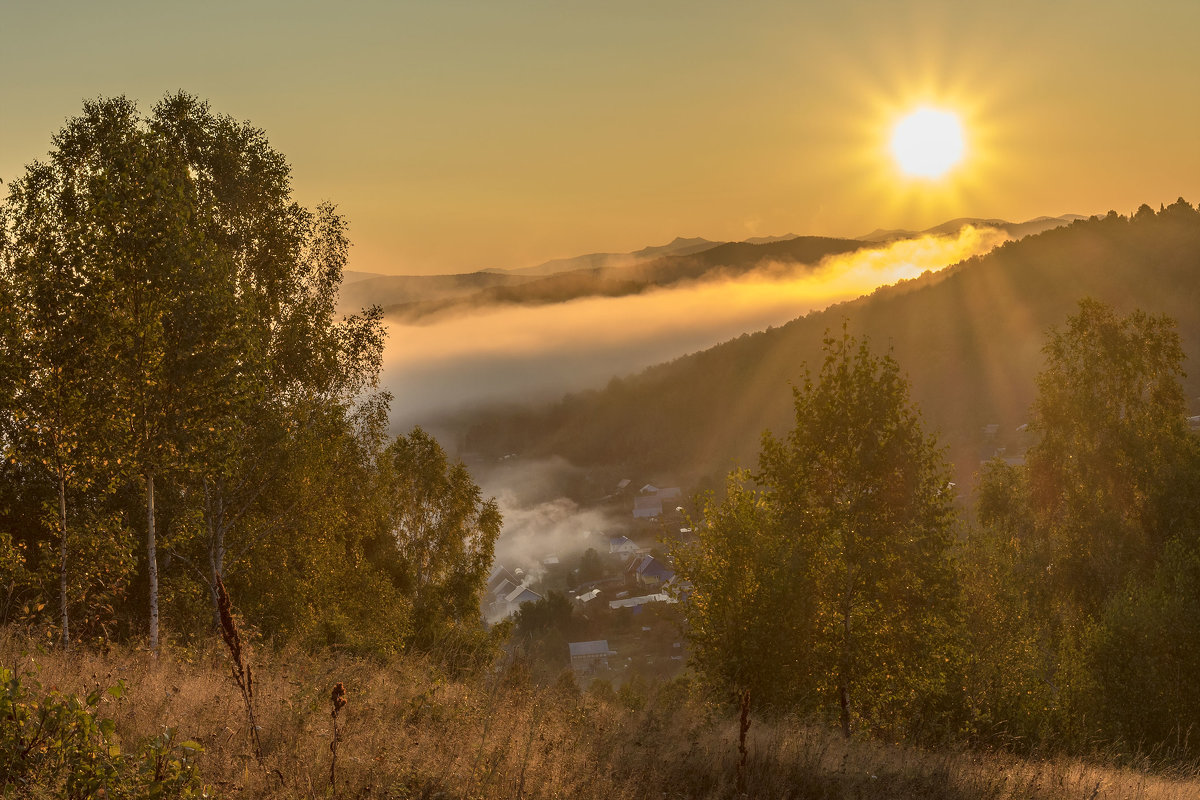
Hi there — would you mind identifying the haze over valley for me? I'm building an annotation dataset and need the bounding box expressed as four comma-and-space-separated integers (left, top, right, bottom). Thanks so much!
356, 205, 1200, 581
363, 220, 1031, 430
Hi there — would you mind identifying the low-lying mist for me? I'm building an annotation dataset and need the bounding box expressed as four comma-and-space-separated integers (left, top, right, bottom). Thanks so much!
471, 456, 624, 574
380, 226, 1011, 432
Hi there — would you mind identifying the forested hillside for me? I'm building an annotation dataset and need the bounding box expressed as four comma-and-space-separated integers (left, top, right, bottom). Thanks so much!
460, 201, 1200, 487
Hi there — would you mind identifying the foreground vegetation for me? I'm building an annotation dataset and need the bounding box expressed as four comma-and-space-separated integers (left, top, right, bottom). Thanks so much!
675, 300, 1200, 757
5, 630, 1200, 800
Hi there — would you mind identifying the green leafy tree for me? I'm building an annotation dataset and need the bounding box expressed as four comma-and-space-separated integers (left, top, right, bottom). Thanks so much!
145, 94, 387, 631
1020, 300, 1200, 752
679, 330, 960, 738
1027, 298, 1197, 617
968, 300, 1200, 753
0, 157, 98, 649
51, 97, 244, 653
0, 101, 183, 648
379, 427, 502, 652
759, 330, 960, 737
2, 93, 391, 650
1087, 534, 1200, 750
512, 590, 575, 674
513, 590, 573, 639
238, 396, 412, 654
1, 92, 501, 659
672, 471, 801, 709
576, 547, 606, 584
959, 459, 1061, 748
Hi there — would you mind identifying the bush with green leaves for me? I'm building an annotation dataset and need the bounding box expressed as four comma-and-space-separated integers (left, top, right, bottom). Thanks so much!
0, 667, 205, 798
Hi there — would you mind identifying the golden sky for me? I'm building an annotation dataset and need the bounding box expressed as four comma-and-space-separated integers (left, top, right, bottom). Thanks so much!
2, 1, 1198, 276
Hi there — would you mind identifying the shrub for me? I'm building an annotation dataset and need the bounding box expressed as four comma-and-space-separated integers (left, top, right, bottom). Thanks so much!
0, 667, 205, 798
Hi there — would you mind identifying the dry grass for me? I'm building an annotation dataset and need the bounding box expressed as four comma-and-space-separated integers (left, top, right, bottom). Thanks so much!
2, 628, 1198, 799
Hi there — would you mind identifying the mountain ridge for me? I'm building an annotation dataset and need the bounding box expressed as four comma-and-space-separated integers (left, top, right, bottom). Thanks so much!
857, 214, 1082, 243
484, 236, 721, 277
341, 215, 1082, 318
455, 201, 1200, 491
376, 235, 873, 322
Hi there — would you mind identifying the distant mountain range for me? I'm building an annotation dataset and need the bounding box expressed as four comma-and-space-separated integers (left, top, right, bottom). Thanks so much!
857, 214, 1088, 243
453, 201, 1200, 491
338, 237, 720, 312
489, 236, 720, 277
373, 236, 870, 322
339, 215, 1084, 322
337, 271, 534, 315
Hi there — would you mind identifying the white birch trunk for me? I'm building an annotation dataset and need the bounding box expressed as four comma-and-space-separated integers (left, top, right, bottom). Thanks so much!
147, 471, 159, 653
58, 472, 69, 651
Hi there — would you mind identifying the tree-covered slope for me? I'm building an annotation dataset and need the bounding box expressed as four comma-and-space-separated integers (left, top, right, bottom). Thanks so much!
460, 201, 1200, 487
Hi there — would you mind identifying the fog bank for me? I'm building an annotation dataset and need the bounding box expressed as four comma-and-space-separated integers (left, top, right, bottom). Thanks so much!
381, 227, 1010, 430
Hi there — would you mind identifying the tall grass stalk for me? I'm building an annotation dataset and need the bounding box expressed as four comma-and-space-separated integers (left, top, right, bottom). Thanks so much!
215, 576, 264, 767
737, 688, 751, 796
330, 681, 347, 793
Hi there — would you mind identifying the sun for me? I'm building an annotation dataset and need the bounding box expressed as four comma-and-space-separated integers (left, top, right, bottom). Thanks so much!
889, 107, 966, 179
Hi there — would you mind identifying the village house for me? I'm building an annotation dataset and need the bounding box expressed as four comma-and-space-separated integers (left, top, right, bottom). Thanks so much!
632, 486, 683, 519
569, 640, 616, 674
609, 535, 641, 560
498, 584, 542, 618
626, 554, 675, 589
608, 593, 675, 610
633, 495, 662, 519
484, 563, 543, 619
487, 564, 518, 593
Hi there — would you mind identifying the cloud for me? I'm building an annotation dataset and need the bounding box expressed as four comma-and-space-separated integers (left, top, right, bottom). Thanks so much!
381, 227, 1010, 429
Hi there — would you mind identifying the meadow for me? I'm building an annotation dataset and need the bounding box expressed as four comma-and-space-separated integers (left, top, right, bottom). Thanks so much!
4, 629, 1198, 800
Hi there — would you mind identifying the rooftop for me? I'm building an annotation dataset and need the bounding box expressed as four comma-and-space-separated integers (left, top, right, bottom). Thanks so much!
568, 640, 614, 658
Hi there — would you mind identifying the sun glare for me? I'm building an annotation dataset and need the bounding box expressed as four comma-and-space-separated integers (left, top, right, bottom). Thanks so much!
890, 107, 966, 179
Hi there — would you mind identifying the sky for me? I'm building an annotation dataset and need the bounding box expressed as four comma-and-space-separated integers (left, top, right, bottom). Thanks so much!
3, 1, 1199, 276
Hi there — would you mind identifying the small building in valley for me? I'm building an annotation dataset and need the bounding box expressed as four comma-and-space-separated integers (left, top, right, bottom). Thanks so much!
609, 535, 641, 558
569, 639, 616, 673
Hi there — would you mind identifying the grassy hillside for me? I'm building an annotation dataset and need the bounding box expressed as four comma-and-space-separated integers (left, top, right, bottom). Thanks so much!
459, 201, 1200, 489
5, 632, 1199, 799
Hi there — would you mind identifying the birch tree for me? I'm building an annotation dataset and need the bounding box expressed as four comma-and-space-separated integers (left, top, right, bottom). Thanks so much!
759, 330, 959, 737
679, 330, 960, 738
29, 97, 241, 652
